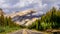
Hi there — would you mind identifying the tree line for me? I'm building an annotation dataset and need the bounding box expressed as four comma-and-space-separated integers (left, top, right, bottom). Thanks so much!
27, 7, 60, 30
0, 11, 16, 27
0, 9, 21, 33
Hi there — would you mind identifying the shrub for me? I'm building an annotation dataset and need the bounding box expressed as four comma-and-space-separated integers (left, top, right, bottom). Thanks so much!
0, 28, 5, 33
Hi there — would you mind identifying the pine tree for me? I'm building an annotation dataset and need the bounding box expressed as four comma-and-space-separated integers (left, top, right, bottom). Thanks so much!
0, 9, 5, 26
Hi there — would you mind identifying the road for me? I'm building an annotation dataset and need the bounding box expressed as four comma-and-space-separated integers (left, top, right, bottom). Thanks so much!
8, 29, 43, 34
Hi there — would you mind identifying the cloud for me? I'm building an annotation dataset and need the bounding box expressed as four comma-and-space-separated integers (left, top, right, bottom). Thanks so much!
42, 0, 60, 12
0, 0, 9, 8
0, 0, 5, 7
0, 0, 47, 9
0, 0, 60, 14
0, 0, 60, 9
13, 0, 43, 8
0, 0, 5, 3
5, 0, 20, 5
0, 0, 44, 8
1, 4, 10, 8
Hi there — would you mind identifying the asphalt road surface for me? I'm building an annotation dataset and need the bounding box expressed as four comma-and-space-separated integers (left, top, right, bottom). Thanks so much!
26, 30, 43, 34
9, 29, 43, 34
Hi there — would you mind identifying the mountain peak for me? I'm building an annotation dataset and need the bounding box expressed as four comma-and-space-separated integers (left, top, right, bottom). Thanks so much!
8, 9, 36, 18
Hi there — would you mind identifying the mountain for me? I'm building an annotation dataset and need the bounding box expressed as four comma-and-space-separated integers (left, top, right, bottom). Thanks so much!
6, 9, 42, 26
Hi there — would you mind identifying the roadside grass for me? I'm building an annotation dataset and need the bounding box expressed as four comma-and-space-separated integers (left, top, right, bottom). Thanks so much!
0, 26, 21, 34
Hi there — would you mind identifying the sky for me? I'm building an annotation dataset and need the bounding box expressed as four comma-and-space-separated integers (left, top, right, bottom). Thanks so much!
0, 0, 60, 14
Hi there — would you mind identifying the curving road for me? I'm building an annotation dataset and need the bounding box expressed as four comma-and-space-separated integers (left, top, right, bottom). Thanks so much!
9, 29, 43, 34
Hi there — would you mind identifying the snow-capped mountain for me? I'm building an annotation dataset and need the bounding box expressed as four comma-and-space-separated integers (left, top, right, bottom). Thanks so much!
7, 9, 42, 26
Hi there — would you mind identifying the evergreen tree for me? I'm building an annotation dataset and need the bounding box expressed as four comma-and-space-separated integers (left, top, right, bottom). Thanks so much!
28, 7, 60, 30
0, 9, 5, 26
